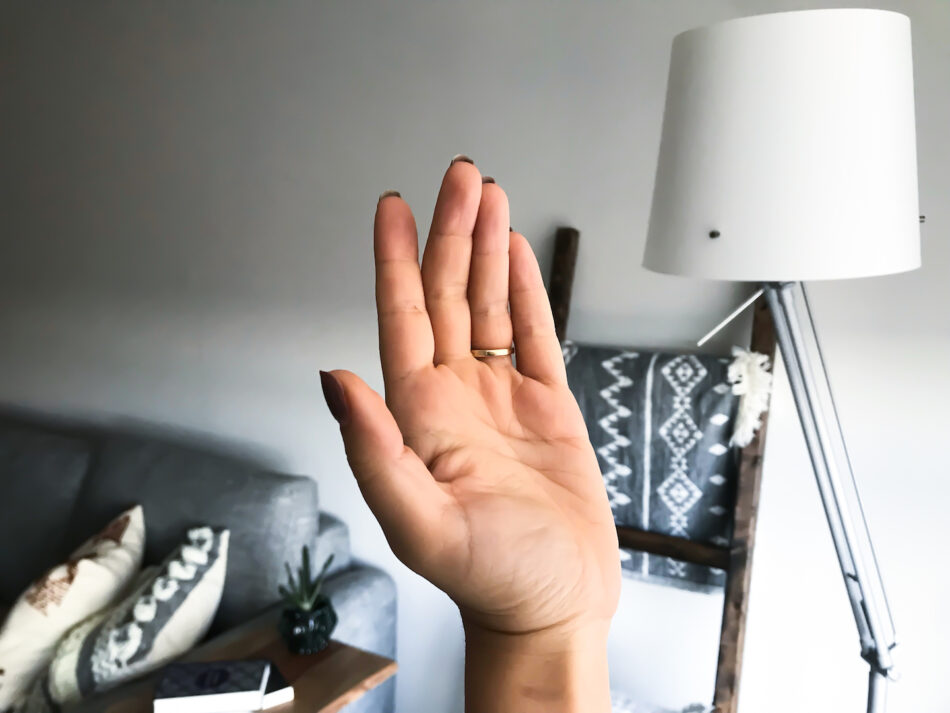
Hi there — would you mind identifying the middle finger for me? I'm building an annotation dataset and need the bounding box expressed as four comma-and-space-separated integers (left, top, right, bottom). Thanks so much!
421, 156, 483, 364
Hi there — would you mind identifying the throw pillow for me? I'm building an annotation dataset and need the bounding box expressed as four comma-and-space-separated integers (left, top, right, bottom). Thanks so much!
0, 506, 145, 712
44, 527, 229, 707
13, 569, 159, 713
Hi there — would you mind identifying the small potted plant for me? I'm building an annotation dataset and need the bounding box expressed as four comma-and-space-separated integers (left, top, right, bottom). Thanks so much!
278, 546, 337, 654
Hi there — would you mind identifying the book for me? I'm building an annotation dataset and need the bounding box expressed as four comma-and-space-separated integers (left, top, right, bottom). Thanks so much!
261, 668, 294, 709
153, 659, 271, 713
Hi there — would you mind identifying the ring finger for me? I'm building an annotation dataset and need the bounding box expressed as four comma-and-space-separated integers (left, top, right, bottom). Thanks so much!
468, 178, 513, 359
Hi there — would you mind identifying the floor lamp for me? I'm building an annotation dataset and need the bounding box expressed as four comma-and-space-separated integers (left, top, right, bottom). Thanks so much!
642, 10, 920, 712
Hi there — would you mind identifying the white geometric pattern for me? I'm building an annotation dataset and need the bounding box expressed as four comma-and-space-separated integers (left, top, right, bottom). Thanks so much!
596, 350, 640, 507
561, 341, 580, 365
666, 559, 686, 577
657, 355, 707, 537
657, 471, 702, 520
562, 342, 745, 590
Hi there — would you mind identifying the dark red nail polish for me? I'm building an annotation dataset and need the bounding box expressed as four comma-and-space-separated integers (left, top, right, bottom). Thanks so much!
450, 154, 474, 165
482, 176, 495, 184
320, 371, 349, 425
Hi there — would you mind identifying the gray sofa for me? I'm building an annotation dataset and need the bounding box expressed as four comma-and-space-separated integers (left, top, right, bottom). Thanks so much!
0, 413, 396, 713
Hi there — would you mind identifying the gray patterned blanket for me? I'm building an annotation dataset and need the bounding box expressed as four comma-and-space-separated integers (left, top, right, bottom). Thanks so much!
563, 341, 741, 592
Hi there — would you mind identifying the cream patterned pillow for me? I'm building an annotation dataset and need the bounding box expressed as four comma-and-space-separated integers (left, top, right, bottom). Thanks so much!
35, 527, 229, 709
0, 506, 145, 712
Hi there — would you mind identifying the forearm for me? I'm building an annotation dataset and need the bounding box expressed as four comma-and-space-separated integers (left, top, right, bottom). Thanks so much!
463, 620, 612, 713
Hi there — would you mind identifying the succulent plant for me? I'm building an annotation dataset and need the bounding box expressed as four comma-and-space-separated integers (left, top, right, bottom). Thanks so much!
279, 546, 334, 612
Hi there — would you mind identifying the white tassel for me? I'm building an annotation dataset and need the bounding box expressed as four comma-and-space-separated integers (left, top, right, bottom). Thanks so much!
728, 346, 773, 447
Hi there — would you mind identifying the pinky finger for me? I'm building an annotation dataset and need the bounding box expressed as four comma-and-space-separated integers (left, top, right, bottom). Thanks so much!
508, 232, 567, 385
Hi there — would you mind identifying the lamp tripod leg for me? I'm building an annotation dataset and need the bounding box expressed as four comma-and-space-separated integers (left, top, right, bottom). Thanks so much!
762, 282, 896, 712
868, 667, 887, 713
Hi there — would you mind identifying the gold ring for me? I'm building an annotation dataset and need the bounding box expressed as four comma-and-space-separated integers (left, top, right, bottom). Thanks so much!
471, 346, 515, 358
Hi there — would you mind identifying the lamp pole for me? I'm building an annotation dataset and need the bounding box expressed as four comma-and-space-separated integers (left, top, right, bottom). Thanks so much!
763, 282, 896, 713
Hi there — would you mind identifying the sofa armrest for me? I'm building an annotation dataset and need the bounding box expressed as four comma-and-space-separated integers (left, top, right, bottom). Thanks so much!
314, 512, 353, 577
323, 563, 397, 713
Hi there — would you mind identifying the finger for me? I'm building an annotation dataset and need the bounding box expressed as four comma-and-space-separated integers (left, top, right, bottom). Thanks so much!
321, 369, 458, 567
421, 158, 483, 363
375, 192, 434, 384
508, 231, 567, 385
468, 180, 513, 357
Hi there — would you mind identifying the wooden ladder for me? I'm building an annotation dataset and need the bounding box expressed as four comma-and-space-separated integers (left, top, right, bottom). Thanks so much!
546, 227, 776, 713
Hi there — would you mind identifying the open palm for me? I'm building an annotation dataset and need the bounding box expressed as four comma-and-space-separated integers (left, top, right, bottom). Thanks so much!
325, 158, 619, 638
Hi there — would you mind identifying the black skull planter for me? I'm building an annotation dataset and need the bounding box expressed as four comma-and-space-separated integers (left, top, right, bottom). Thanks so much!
279, 595, 338, 654
277, 546, 337, 654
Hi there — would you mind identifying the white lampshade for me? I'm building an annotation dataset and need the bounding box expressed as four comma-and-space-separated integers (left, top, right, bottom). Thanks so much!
643, 9, 920, 281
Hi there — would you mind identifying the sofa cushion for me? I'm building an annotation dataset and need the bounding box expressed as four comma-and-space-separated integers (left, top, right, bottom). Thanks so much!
0, 426, 92, 604
63, 435, 318, 633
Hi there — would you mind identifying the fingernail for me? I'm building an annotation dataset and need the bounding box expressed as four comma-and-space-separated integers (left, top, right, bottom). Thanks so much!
378, 190, 401, 200
319, 370, 349, 425
481, 176, 495, 184
450, 154, 474, 165
509, 226, 514, 232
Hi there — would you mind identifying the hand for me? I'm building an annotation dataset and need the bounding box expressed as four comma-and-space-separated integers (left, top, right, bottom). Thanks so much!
322, 157, 620, 712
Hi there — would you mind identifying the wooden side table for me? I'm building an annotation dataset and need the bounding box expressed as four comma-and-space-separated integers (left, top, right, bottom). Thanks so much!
76, 607, 396, 713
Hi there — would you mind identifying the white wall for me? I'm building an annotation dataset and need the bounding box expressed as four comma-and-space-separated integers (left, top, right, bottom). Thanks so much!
1, 2, 947, 712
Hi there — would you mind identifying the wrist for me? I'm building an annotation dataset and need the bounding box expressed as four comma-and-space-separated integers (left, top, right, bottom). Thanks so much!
462, 618, 612, 713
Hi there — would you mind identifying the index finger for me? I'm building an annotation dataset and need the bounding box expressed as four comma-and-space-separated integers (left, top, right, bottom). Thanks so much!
375, 192, 435, 385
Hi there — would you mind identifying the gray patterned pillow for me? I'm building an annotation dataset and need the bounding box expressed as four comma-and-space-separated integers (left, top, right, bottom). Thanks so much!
18, 528, 228, 712
563, 342, 741, 591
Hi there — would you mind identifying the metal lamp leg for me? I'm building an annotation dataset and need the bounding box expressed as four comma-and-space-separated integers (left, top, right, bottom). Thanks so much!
762, 282, 895, 712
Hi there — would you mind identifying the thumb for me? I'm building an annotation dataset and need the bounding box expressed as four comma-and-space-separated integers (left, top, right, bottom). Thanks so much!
319, 369, 455, 567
